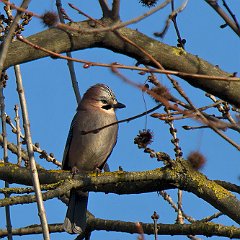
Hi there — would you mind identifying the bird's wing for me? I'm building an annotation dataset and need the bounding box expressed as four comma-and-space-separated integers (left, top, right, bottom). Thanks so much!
62, 112, 78, 170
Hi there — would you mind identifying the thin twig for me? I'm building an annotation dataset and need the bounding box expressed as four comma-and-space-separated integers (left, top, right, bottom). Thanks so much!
82, 104, 162, 135
159, 190, 195, 223
164, 108, 183, 159
111, 66, 182, 112
14, 104, 22, 165
151, 212, 159, 240
0, 78, 12, 239
154, 0, 188, 38
167, 75, 240, 150
206, 94, 237, 125
56, 0, 81, 104
69, 0, 171, 33
6, 114, 62, 167
204, 0, 240, 37
170, 0, 188, 49
0, 0, 31, 76
176, 189, 184, 223
198, 212, 223, 222
14, 64, 50, 239
222, 0, 240, 29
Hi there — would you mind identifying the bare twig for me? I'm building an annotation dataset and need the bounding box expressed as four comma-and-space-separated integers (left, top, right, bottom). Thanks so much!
206, 94, 237, 125
81, 104, 162, 135
111, 67, 184, 112
170, 0, 188, 49
167, 75, 240, 150
56, 0, 81, 104
154, 0, 188, 38
151, 212, 159, 240
6, 114, 62, 167
70, 0, 171, 34
164, 108, 183, 159
176, 189, 184, 224
0, 78, 12, 239
204, 0, 240, 37
198, 211, 223, 222
0, 133, 28, 160
159, 190, 195, 223
222, 0, 240, 29
111, 67, 239, 152
14, 64, 50, 239
14, 105, 22, 165
0, 0, 31, 76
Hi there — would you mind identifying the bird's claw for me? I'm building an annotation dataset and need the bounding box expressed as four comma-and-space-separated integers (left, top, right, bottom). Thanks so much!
95, 167, 102, 176
71, 166, 79, 178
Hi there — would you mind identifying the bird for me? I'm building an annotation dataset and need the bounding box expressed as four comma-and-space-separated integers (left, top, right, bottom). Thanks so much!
62, 84, 125, 234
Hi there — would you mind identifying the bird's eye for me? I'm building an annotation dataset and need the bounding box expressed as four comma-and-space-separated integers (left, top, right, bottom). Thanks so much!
101, 99, 108, 104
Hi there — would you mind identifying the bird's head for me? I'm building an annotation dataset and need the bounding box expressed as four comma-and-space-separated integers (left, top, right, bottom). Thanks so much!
79, 84, 125, 113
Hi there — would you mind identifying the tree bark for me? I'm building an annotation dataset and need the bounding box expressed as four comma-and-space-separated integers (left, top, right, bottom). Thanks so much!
1, 160, 240, 224
3, 19, 240, 106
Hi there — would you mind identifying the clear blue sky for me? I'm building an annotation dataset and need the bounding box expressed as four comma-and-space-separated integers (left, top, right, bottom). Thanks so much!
0, 1, 239, 239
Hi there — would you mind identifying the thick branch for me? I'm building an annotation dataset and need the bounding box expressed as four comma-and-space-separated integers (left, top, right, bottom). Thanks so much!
3, 19, 240, 106
87, 218, 240, 238
0, 160, 240, 224
0, 219, 240, 238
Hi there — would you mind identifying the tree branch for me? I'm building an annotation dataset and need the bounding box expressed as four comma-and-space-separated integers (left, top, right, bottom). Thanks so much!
0, 218, 240, 238
4, 19, 240, 106
0, 0, 31, 75
15, 64, 50, 239
86, 218, 240, 238
0, 134, 29, 161
56, 0, 81, 104
111, 0, 120, 20
98, 0, 111, 18
204, 0, 240, 37
1, 160, 240, 224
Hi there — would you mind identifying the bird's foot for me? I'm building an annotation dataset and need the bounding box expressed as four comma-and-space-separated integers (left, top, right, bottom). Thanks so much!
71, 166, 79, 178
95, 167, 102, 176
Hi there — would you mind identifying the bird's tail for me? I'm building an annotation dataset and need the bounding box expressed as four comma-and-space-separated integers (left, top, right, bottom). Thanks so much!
63, 189, 88, 234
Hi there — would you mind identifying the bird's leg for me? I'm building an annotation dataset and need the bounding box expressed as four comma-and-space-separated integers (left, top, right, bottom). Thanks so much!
71, 166, 79, 178
95, 167, 102, 176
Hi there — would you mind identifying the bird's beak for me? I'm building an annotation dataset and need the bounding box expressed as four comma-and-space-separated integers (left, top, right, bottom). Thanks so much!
113, 102, 126, 109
